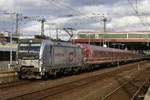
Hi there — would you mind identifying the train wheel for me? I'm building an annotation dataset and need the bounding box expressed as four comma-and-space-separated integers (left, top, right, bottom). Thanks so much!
18, 71, 24, 80
42, 73, 49, 80
18, 73, 22, 80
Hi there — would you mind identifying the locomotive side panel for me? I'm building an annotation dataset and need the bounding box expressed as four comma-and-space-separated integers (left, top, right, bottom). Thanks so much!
52, 46, 67, 67
65, 47, 82, 67
75, 48, 82, 67
42, 43, 52, 71
52, 45, 82, 68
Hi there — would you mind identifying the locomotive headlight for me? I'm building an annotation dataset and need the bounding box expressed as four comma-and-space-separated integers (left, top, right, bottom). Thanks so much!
18, 59, 21, 64
39, 60, 43, 65
39, 67, 42, 72
16, 61, 19, 64
38, 59, 42, 65
42, 68, 46, 71
21, 60, 26, 65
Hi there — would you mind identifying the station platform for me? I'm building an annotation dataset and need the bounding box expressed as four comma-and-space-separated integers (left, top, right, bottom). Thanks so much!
0, 61, 17, 78
0, 69, 17, 84
0, 68, 16, 78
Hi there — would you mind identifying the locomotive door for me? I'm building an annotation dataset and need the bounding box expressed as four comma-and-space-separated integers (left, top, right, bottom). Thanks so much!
67, 47, 76, 67
43, 44, 52, 67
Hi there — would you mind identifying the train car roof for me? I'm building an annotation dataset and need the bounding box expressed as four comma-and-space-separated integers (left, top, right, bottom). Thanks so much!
19, 38, 42, 43
43, 39, 79, 48
19, 38, 80, 48
78, 44, 137, 53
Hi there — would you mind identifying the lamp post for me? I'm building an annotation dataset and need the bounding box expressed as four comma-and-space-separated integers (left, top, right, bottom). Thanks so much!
88, 32, 90, 45
40, 18, 46, 36
92, 13, 102, 46
4, 31, 13, 68
23, 16, 46, 36
0, 12, 20, 68
91, 13, 108, 47
0, 12, 21, 36
45, 23, 57, 38
102, 14, 107, 47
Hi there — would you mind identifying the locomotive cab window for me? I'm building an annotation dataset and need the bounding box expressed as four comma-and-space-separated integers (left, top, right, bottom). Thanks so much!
19, 43, 41, 53
18, 39, 41, 59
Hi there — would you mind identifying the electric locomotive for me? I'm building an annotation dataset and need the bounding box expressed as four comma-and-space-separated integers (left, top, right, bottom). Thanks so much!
17, 37, 82, 79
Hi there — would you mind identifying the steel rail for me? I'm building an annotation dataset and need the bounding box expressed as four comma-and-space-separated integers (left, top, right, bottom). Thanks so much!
4, 61, 147, 100
100, 68, 150, 100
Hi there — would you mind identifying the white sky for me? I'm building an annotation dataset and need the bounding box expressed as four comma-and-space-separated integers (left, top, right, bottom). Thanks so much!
0, 0, 150, 40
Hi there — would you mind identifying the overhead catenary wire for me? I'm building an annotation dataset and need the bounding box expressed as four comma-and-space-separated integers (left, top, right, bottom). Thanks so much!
0, 11, 18, 33
46, 0, 87, 16
127, 0, 146, 27
45, 0, 101, 22
45, 0, 110, 32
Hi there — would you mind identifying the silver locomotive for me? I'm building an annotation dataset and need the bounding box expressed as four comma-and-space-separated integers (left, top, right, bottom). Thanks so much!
17, 37, 82, 79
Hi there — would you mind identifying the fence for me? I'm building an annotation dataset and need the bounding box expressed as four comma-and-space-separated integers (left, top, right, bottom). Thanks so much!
0, 61, 16, 72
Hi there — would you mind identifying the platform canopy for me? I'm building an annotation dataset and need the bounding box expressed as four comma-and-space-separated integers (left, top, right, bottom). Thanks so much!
72, 31, 150, 50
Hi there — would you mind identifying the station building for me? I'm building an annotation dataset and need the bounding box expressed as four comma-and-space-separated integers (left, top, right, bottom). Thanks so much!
0, 33, 17, 68
72, 31, 150, 53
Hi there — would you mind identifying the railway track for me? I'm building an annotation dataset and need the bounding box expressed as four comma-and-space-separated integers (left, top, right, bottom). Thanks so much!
0, 80, 43, 91
101, 68, 150, 100
0, 80, 29, 89
1, 61, 149, 100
